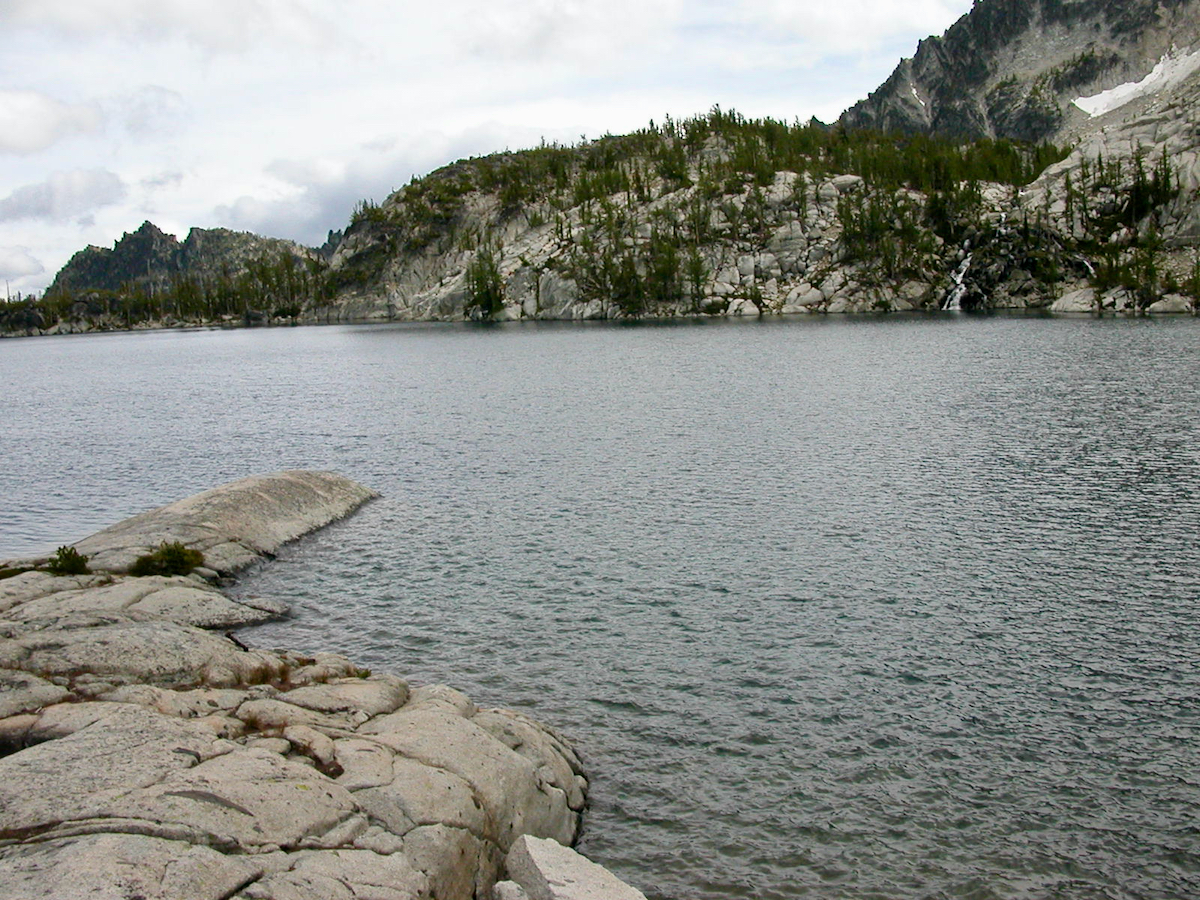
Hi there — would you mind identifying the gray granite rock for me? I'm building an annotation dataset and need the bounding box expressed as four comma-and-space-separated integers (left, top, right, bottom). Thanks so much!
1050, 287, 1097, 313
72, 470, 377, 574
359, 702, 576, 848
238, 848, 428, 900
0, 668, 69, 718
0, 834, 264, 900
355, 753, 486, 837
0, 612, 289, 689
0, 472, 588, 900
333, 737, 396, 790
281, 675, 409, 717
0, 705, 227, 839
98, 746, 360, 851
0, 573, 110, 615
3, 574, 284, 628
505, 836, 648, 900
493, 881, 533, 900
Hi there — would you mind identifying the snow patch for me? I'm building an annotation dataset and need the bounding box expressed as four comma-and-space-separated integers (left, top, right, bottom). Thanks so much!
1074, 47, 1200, 118
910, 85, 926, 109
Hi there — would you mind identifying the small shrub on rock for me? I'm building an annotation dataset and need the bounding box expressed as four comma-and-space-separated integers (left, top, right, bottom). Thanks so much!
130, 541, 205, 576
46, 545, 90, 576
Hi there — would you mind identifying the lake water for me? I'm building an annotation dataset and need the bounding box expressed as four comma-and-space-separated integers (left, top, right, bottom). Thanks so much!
2, 316, 1198, 899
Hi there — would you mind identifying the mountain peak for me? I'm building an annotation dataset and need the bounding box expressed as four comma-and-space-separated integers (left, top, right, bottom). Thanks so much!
841, 0, 1200, 144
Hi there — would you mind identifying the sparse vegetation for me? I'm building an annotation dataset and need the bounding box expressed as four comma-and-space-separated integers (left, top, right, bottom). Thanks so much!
326, 108, 1073, 315
45, 546, 89, 576
129, 541, 205, 577
1057, 147, 1182, 307
464, 246, 505, 319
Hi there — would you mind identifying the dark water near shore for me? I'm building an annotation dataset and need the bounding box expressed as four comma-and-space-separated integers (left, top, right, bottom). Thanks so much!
2, 316, 1199, 899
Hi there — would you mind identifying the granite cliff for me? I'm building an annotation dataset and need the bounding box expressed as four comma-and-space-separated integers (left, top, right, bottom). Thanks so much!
841, 0, 1200, 144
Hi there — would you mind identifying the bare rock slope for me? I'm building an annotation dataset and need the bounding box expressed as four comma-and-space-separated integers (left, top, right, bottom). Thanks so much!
0, 472, 594, 900
841, 0, 1200, 144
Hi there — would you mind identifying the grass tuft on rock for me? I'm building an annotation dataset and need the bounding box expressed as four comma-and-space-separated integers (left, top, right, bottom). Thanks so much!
45, 546, 90, 576
130, 541, 205, 577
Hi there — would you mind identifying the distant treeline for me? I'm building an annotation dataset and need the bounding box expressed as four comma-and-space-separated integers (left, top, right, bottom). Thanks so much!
2, 251, 335, 332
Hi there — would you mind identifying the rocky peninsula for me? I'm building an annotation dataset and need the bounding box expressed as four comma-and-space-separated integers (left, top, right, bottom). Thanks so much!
0, 471, 643, 900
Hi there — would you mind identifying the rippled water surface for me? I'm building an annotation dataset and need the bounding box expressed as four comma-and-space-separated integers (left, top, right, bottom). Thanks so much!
3, 316, 1199, 899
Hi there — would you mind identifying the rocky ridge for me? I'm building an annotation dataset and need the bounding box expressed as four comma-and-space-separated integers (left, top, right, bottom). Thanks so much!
313, 149, 1197, 322
268, 0, 1200, 321
323, 168, 905, 322
0, 472, 640, 900
50, 222, 312, 296
0, 222, 325, 337
840, 0, 1200, 144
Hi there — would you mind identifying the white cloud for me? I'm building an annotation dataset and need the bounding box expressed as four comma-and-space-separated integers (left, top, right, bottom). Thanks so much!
215, 149, 416, 246
1, 0, 342, 52
741, 0, 973, 53
0, 246, 45, 280
0, 90, 103, 154
111, 85, 189, 137
0, 169, 127, 222
457, 0, 684, 63
139, 170, 185, 191
213, 120, 599, 247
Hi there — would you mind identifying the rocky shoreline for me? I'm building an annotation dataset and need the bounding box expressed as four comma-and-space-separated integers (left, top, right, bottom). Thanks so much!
0, 471, 644, 900
4, 293, 1199, 341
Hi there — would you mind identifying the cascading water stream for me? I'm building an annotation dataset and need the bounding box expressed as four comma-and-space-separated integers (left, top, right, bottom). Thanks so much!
942, 249, 973, 311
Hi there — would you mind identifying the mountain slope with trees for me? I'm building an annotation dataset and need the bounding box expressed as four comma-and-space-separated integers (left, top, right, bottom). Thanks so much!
5, 0, 1200, 335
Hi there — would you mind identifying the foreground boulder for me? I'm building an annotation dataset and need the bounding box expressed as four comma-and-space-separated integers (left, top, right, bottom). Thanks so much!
0, 472, 590, 900
0, 681, 586, 900
495, 837, 647, 900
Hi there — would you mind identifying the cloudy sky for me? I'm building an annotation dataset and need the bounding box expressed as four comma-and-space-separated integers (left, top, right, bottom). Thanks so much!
0, 0, 974, 294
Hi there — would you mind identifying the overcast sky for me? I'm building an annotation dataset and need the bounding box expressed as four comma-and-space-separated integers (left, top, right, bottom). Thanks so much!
0, 0, 974, 294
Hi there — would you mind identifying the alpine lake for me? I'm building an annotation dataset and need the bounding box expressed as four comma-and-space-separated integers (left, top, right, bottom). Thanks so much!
3, 313, 1198, 900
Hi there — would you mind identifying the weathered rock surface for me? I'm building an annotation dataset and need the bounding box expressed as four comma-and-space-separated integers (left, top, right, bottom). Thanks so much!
841, 0, 1200, 144
0, 833, 265, 900
0, 472, 591, 900
0, 571, 285, 628
67, 470, 378, 575
498, 836, 647, 900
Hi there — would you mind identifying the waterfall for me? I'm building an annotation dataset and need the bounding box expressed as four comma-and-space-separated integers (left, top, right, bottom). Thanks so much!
942, 252, 973, 311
